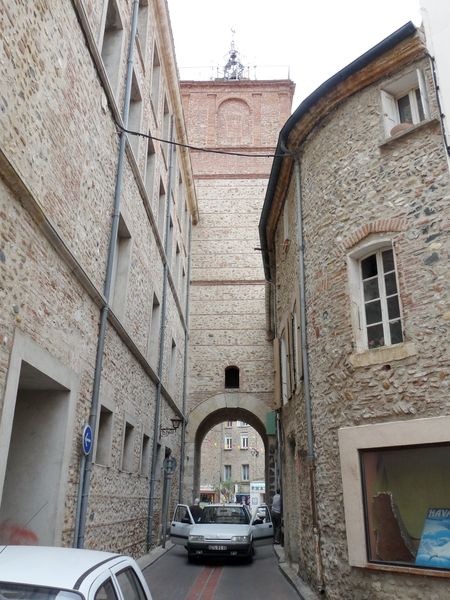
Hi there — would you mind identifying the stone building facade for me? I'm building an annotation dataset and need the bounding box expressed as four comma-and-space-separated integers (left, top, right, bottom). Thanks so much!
0, 0, 197, 555
180, 73, 294, 504
259, 22, 450, 600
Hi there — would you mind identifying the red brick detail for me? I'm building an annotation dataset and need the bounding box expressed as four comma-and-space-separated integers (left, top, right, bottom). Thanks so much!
340, 218, 408, 251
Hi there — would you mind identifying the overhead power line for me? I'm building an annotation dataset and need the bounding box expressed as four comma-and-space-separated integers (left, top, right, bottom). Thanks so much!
115, 122, 292, 159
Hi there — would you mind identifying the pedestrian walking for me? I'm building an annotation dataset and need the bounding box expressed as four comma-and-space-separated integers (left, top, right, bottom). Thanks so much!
271, 488, 282, 544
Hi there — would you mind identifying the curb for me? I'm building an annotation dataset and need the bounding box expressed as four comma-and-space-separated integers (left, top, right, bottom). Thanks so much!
274, 545, 321, 600
138, 541, 174, 571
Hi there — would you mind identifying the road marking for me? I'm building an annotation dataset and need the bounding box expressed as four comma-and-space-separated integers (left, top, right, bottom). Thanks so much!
186, 566, 223, 600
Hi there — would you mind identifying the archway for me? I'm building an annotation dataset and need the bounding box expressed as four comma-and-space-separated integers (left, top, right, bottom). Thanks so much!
183, 393, 277, 506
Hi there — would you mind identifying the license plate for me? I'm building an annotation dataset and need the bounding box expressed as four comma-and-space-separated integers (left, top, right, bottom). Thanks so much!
208, 545, 227, 551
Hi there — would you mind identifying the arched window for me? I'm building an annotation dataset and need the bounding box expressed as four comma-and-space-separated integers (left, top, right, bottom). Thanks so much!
225, 366, 239, 389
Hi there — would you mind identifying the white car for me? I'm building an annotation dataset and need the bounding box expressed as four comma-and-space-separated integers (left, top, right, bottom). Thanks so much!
0, 545, 153, 600
170, 503, 273, 562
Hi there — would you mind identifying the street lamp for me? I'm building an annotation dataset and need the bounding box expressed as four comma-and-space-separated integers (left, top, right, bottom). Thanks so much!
160, 417, 183, 436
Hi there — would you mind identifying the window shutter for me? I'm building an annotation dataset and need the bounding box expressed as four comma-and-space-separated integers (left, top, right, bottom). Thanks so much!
416, 68, 430, 119
381, 90, 398, 136
273, 337, 281, 409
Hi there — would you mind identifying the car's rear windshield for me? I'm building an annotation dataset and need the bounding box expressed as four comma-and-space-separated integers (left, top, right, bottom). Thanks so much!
199, 506, 250, 525
0, 582, 83, 600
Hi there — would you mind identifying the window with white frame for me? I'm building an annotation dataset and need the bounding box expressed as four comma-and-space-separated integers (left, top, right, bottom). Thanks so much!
348, 241, 403, 352
224, 465, 231, 481
225, 421, 233, 428
224, 435, 232, 450
242, 464, 249, 481
381, 69, 429, 137
240, 434, 249, 449
237, 421, 248, 427
338, 415, 450, 572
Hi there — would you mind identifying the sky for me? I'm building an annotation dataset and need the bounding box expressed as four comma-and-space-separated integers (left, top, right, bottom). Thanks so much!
167, 0, 423, 110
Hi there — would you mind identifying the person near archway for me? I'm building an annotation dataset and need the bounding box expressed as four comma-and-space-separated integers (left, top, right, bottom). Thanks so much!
271, 489, 282, 544
189, 498, 203, 523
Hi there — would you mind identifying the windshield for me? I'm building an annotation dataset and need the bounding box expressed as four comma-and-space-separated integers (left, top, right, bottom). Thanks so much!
199, 506, 250, 525
0, 582, 83, 600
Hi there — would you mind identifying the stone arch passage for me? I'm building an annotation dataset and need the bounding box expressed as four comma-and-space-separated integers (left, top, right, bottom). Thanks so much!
183, 393, 277, 504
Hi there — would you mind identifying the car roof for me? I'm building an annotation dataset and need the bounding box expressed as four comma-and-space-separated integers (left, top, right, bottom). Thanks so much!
0, 546, 123, 589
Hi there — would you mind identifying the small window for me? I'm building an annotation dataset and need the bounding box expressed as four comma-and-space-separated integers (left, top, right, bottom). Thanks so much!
140, 433, 150, 476
148, 292, 161, 364
110, 214, 131, 319
242, 464, 249, 481
121, 420, 136, 472
151, 45, 161, 115
360, 247, 403, 349
99, 0, 124, 97
381, 69, 429, 137
240, 434, 249, 449
237, 421, 248, 427
128, 71, 143, 158
158, 180, 166, 236
95, 405, 113, 466
224, 436, 232, 450
225, 366, 239, 389
360, 443, 450, 571
145, 137, 156, 200
224, 465, 232, 481
225, 421, 233, 428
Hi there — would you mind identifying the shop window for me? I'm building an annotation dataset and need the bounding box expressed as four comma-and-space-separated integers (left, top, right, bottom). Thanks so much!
360, 444, 450, 570
338, 415, 450, 572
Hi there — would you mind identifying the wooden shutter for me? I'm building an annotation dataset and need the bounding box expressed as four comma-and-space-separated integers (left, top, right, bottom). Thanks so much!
380, 90, 398, 136
273, 337, 281, 409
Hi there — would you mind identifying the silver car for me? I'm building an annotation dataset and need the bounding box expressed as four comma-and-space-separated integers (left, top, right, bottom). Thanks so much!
0, 545, 153, 600
170, 503, 273, 562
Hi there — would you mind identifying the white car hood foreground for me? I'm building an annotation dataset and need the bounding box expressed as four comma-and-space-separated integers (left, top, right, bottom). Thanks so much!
189, 524, 251, 539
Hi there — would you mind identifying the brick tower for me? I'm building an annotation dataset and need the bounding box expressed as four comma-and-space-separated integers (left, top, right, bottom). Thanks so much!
181, 43, 295, 501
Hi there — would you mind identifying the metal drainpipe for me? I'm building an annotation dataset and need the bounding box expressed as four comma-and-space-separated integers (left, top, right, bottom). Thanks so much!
293, 155, 325, 593
147, 116, 175, 549
178, 215, 193, 503
75, 0, 140, 548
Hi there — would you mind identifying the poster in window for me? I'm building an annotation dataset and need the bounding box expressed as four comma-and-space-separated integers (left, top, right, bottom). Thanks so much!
415, 508, 450, 569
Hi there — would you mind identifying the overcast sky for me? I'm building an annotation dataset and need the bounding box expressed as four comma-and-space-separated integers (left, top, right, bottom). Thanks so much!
167, 0, 422, 110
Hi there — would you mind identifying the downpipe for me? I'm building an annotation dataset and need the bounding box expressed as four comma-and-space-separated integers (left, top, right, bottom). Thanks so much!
74, 0, 140, 548
293, 154, 325, 594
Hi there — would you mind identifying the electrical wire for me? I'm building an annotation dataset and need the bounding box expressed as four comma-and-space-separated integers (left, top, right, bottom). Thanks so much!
115, 122, 293, 158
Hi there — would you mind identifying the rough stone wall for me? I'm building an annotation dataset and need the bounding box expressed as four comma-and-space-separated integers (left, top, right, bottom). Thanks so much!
0, 0, 193, 555
274, 54, 450, 598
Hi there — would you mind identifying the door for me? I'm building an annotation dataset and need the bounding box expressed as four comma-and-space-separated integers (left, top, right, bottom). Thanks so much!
251, 504, 274, 547
170, 504, 194, 546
